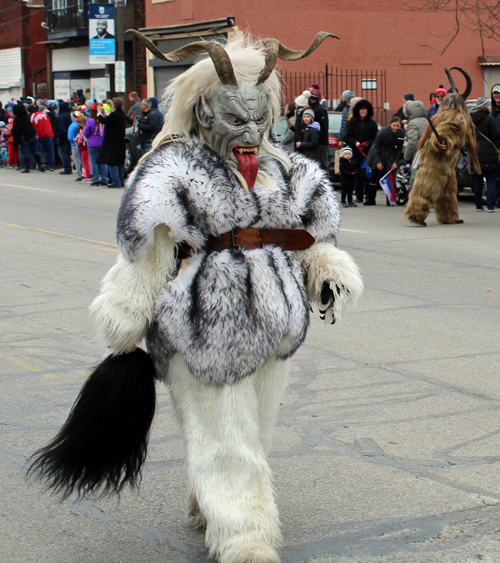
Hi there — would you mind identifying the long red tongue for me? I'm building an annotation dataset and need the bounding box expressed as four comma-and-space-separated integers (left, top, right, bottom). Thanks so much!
234, 151, 259, 189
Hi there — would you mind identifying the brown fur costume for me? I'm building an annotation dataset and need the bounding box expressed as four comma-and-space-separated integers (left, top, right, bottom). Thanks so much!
404, 94, 479, 225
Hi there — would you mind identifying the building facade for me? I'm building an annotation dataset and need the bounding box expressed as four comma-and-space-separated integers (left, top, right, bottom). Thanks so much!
140, 0, 500, 123
41, 0, 147, 107
0, 0, 46, 103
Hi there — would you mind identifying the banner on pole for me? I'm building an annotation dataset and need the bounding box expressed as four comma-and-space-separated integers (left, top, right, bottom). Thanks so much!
89, 4, 116, 65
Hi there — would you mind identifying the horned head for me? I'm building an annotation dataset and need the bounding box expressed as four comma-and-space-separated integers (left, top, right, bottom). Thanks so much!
126, 31, 338, 189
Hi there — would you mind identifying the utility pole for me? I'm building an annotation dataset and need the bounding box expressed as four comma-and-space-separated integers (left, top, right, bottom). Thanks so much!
115, 0, 126, 104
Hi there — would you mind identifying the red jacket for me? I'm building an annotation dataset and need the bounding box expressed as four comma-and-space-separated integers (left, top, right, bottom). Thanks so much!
31, 112, 54, 139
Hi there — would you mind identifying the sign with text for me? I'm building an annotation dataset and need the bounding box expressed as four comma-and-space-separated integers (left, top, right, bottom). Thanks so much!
89, 4, 115, 65
115, 60, 126, 92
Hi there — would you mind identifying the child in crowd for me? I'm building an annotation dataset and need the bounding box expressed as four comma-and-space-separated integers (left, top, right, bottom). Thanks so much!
5, 106, 19, 168
339, 146, 357, 208
77, 114, 91, 182
0, 122, 9, 167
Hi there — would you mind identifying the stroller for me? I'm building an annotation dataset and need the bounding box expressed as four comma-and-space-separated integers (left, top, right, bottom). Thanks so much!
395, 162, 411, 206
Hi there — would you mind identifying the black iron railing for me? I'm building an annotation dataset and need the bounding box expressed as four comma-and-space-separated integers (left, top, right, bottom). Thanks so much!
47, 5, 89, 33
280, 66, 389, 126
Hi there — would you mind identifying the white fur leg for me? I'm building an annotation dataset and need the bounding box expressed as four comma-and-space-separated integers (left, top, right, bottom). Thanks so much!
297, 241, 363, 323
90, 224, 177, 353
168, 354, 282, 563
253, 357, 290, 454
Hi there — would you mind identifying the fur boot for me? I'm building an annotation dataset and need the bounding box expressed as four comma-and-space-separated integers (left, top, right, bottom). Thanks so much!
167, 353, 288, 563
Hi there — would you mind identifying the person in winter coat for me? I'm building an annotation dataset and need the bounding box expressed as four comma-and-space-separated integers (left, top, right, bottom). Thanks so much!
68, 111, 83, 181
404, 93, 480, 226
77, 114, 91, 181
469, 97, 500, 212
339, 146, 357, 207
339, 90, 355, 142
11, 101, 45, 173
127, 91, 142, 119
307, 83, 329, 170
394, 93, 414, 125
28, 104, 55, 171
403, 100, 427, 189
366, 116, 405, 205
295, 108, 320, 162
280, 102, 296, 151
54, 102, 73, 174
137, 99, 158, 154
76, 89, 86, 106
97, 97, 131, 188
295, 108, 320, 160
83, 105, 108, 186
5, 105, 19, 168
286, 90, 311, 149
344, 99, 379, 203
490, 84, 500, 207
427, 86, 446, 118
0, 102, 6, 124
149, 97, 164, 134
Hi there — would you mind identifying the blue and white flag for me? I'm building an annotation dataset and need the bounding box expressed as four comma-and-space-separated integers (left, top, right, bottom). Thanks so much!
379, 170, 397, 205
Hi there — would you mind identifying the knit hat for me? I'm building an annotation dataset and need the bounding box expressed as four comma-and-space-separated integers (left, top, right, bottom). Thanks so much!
302, 108, 315, 121
342, 90, 355, 103
0, 121, 5, 127
475, 97, 491, 109
435, 86, 447, 96
350, 97, 362, 109
294, 90, 311, 107
307, 83, 321, 99
342, 146, 353, 156
403, 93, 414, 101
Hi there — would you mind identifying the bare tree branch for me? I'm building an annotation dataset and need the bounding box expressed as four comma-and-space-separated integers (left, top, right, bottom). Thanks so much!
405, 0, 500, 54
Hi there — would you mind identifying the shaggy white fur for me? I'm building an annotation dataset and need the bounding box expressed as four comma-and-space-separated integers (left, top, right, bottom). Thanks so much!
168, 353, 287, 563
90, 225, 177, 353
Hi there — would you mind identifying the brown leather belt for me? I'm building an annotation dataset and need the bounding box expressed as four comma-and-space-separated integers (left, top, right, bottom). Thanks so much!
177, 228, 315, 261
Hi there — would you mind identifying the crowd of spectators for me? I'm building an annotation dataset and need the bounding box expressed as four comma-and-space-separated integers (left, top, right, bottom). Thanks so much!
0, 90, 164, 189
281, 82, 500, 211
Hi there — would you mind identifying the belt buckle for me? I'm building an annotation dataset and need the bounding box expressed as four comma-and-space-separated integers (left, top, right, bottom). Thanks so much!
231, 229, 240, 251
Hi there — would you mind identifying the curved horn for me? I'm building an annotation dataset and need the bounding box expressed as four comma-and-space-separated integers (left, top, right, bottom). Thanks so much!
444, 66, 457, 93
126, 29, 237, 86
449, 66, 473, 100
257, 32, 339, 85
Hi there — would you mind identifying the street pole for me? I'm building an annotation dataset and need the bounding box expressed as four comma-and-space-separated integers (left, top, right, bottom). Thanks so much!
115, 0, 126, 105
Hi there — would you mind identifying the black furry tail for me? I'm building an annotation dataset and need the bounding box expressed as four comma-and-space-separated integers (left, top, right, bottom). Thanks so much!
27, 348, 156, 499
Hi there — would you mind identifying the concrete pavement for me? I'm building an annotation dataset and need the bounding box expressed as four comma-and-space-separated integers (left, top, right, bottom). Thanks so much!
1, 168, 499, 563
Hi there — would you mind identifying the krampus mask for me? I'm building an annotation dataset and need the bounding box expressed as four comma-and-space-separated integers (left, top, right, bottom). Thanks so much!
127, 31, 337, 189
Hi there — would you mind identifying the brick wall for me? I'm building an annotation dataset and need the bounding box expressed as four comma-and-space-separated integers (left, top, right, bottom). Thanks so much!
0, 0, 45, 97
145, 0, 500, 118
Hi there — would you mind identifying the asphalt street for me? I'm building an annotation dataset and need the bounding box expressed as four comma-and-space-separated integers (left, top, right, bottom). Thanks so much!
1, 168, 500, 563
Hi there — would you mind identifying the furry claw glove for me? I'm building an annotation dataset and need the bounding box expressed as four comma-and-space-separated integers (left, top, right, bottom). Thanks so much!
297, 242, 363, 324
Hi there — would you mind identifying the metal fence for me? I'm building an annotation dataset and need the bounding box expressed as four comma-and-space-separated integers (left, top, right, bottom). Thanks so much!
280, 65, 389, 126
47, 6, 89, 33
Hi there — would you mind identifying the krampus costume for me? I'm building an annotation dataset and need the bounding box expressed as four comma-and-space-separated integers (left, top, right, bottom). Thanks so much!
28, 33, 363, 563
404, 68, 480, 226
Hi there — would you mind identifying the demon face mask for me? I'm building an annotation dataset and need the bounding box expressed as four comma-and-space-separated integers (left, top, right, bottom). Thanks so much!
195, 83, 270, 189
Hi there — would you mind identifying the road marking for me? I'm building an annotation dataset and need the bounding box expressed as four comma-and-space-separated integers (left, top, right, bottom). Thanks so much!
0, 182, 56, 192
340, 228, 368, 233
0, 220, 118, 248
0, 351, 39, 372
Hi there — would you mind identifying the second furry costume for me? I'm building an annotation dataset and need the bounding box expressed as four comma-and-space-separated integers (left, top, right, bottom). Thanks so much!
404, 69, 480, 226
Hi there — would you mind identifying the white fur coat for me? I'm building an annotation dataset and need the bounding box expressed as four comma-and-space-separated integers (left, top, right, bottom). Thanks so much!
92, 139, 363, 384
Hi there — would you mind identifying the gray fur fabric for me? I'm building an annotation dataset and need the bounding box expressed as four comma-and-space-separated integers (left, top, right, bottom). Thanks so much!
118, 139, 341, 384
